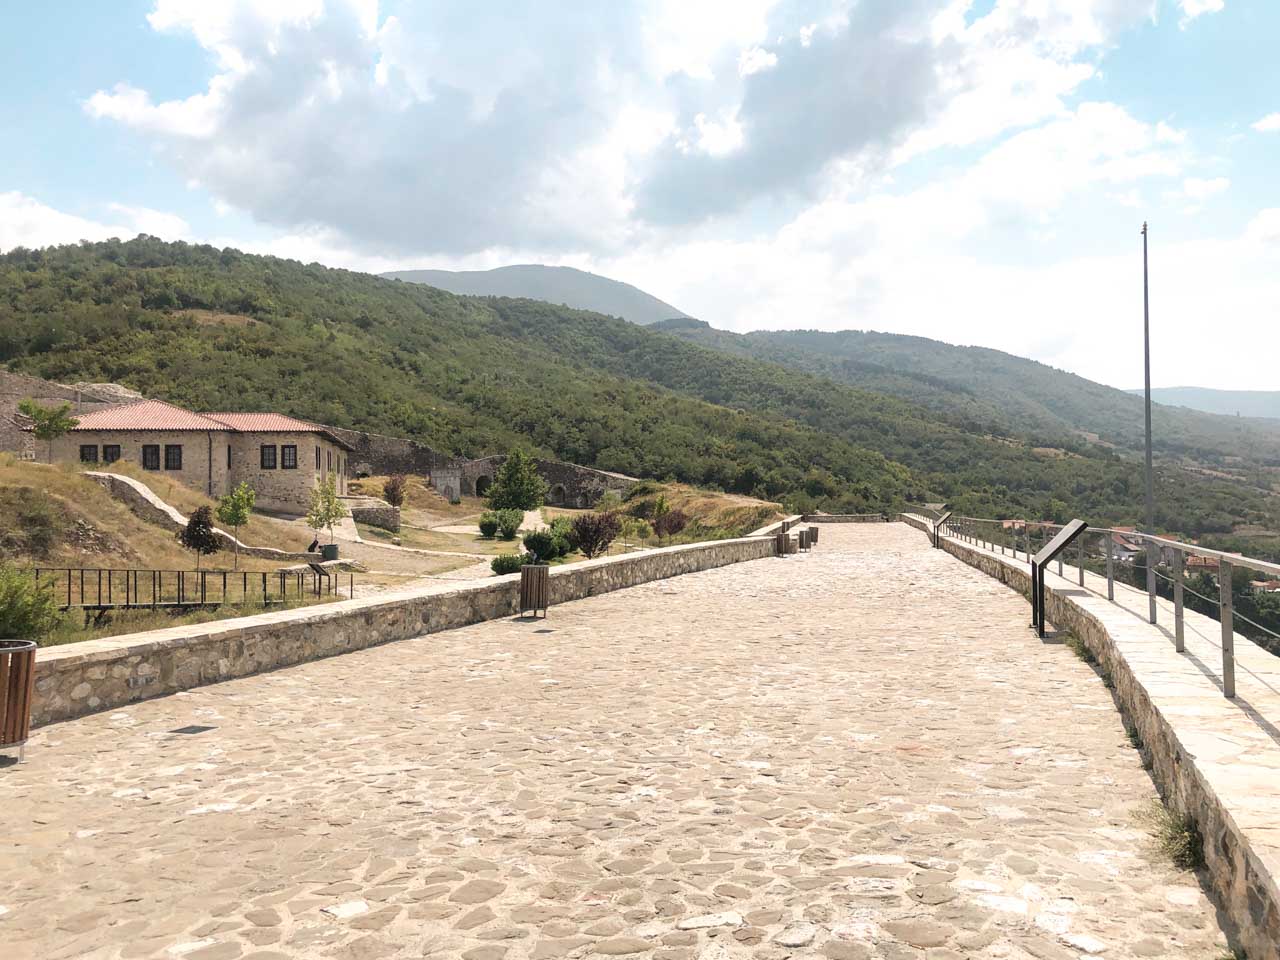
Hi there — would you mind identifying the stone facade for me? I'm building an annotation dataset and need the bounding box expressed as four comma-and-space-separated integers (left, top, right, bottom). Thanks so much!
51, 428, 350, 513
896, 515, 1280, 960
31, 533, 777, 728
461, 455, 637, 506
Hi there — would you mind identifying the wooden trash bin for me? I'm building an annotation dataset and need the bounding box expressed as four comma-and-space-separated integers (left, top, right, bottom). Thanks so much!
787, 536, 799, 555
519, 564, 550, 618
809, 525, 819, 544
798, 529, 811, 552
775, 532, 789, 556
1, 640, 37, 760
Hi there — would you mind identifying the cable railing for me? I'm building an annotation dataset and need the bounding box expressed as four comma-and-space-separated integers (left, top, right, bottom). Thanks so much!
937, 514, 1280, 699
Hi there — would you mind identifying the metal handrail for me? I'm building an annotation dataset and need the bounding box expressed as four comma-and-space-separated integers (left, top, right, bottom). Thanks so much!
935, 513, 1280, 699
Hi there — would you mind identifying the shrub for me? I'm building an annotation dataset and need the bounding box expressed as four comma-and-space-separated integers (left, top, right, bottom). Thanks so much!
548, 516, 575, 557
383, 474, 407, 508
491, 552, 531, 575
496, 508, 523, 540
653, 508, 689, 540
478, 511, 499, 538
177, 506, 222, 569
571, 511, 622, 559
522, 528, 557, 562
0, 562, 61, 641
488, 449, 548, 510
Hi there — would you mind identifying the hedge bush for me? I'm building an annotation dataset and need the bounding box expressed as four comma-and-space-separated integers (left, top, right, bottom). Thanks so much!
491, 552, 531, 575
478, 511, 499, 538
495, 508, 524, 540
522, 528, 557, 562
0, 562, 61, 642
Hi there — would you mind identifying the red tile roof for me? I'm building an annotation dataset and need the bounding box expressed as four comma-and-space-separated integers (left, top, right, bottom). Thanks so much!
205, 412, 326, 433
65, 399, 353, 448
70, 400, 229, 431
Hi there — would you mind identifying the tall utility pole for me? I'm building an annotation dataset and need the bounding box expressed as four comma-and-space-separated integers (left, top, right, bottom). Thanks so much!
1142, 222, 1157, 624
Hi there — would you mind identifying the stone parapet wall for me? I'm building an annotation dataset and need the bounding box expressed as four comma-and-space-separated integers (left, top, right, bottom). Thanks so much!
901, 518, 1280, 960
325, 425, 454, 478
87, 472, 318, 562
803, 514, 890, 523
32, 534, 777, 728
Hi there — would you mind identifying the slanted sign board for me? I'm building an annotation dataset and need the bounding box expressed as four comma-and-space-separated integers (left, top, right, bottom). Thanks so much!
1031, 519, 1088, 638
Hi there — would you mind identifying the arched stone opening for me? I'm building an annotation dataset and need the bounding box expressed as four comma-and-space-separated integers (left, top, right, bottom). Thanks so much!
474, 475, 493, 498
550, 484, 567, 506
442, 485, 455, 502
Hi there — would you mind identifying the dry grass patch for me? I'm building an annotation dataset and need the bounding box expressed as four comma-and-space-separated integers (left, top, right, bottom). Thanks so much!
1135, 799, 1205, 871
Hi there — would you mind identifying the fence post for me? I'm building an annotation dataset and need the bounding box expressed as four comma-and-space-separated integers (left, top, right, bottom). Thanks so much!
1077, 536, 1084, 586
1105, 533, 1114, 601
1146, 540, 1158, 625
1173, 549, 1185, 654
1219, 558, 1235, 698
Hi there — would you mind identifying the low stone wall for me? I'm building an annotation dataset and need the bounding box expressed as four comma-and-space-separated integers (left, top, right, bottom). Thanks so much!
32, 534, 778, 728
341, 496, 400, 532
901, 518, 1280, 960
803, 513, 889, 523
88, 472, 318, 562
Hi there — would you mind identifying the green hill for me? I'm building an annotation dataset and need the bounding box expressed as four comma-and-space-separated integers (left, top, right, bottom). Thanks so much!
652, 319, 1280, 468
383, 264, 689, 325
1129, 386, 1280, 421
0, 237, 1272, 535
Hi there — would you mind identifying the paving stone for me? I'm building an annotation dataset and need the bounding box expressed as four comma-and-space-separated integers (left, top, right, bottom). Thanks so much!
1, 526, 1234, 960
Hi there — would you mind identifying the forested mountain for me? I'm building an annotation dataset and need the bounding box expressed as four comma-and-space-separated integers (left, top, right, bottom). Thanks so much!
0, 237, 1272, 535
382, 264, 689, 325
1131, 386, 1280, 421
653, 319, 1280, 468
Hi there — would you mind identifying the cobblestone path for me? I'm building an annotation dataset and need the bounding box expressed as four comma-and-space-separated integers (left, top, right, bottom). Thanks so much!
2, 524, 1230, 959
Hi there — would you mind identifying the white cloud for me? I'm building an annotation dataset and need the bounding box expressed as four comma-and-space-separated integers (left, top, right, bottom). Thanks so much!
0, 194, 189, 250
1177, 0, 1225, 29
1181, 177, 1229, 202
1252, 112, 1280, 133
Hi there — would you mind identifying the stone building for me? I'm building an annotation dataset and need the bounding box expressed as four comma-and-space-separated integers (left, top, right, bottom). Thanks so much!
460, 455, 637, 507
42, 399, 353, 513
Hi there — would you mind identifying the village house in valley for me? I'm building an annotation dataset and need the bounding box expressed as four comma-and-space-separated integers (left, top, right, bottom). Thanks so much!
39, 398, 352, 513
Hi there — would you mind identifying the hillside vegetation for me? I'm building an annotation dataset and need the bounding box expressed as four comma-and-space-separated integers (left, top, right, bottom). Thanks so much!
383, 264, 689, 325
652, 319, 1280, 469
0, 237, 1273, 536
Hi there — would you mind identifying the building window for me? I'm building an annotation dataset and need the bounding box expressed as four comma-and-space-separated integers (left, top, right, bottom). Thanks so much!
142, 445, 160, 470
103, 445, 121, 464
315, 446, 321, 469
261, 444, 277, 469
327, 450, 332, 471
227, 445, 232, 469
164, 445, 183, 471
79, 445, 98, 463
281, 444, 298, 469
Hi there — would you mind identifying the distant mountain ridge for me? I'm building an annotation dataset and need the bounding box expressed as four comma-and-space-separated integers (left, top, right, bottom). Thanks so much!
1126, 386, 1280, 421
382, 264, 690, 326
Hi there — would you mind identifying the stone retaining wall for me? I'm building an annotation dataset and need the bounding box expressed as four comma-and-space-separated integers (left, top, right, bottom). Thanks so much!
803, 513, 889, 523
88, 472, 318, 562
900, 517, 1280, 960
32, 534, 777, 728
341, 496, 401, 532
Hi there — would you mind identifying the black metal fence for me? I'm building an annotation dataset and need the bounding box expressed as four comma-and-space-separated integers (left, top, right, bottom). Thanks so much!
33, 566, 353, 611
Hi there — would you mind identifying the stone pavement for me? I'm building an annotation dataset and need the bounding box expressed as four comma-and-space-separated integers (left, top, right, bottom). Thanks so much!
1, 524, 1230, 959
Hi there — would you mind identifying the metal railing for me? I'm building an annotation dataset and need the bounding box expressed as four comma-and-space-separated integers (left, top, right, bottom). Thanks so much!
938, 514, 1280, 699
33, 566, 354, 611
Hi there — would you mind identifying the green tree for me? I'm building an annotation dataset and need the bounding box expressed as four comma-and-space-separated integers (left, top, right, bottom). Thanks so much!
17, 398, 79, 461
383, 474, 407, 508
571, 512, 621, 559
0, 562, 61, 641
177, 506, 222, 570
215, 481, 256, 569
306, 474, 348, 544
488, 450, 548, 511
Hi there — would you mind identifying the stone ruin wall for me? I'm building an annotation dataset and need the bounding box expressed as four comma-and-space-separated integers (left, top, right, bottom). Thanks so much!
0, 370, 123, 459
460, 456, 638, 507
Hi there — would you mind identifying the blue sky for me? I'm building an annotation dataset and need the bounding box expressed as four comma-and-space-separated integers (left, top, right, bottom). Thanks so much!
2, 1, 1278, 390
